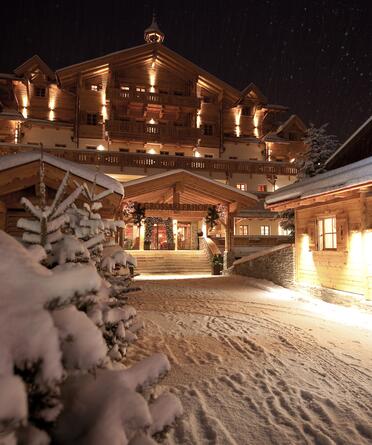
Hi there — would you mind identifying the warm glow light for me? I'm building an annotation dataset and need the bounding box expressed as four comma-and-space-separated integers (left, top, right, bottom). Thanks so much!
148, 118, 156, 125
22, 96, 28, 108
101, 104, 108, 121
149, 58, 157, 92
234, 106, 242, 126
22, 107, 28, 118
253, 110, 260, 138
49, 98, 55, 111
254, 127, 260, 138
235, 125, 241, 137
196, 109, 201, 128
97, 144, 105, 151
290, 158, 296, 163
194, 151, 201, 158
48, 110, 55, 121
148, 148, 156, 154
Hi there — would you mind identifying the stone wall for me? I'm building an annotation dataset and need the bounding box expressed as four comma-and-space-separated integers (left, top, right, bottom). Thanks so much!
230, 244, 295, 288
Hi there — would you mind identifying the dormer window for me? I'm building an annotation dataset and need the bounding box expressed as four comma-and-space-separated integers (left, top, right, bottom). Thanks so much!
35, 87, 46, 97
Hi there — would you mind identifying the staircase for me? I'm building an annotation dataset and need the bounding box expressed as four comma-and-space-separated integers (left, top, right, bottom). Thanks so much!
130, 250, 211, 275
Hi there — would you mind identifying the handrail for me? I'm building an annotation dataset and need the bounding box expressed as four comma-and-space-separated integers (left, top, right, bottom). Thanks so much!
0, 143, 298, 176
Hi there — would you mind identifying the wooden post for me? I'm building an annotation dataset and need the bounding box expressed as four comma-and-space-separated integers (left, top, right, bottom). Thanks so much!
0, 201, 6, 232
224, 212, 234, 269
360, 190, 370, 300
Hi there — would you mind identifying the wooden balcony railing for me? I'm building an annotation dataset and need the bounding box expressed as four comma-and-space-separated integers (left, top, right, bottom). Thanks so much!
106, 120, 201, 144
108, 88, 200, 108
0, 143, 298, 177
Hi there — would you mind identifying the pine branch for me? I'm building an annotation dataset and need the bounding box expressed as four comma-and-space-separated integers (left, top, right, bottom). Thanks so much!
20, 197, 42, 219
50, 171, 70, 215
53, 185, 83, 218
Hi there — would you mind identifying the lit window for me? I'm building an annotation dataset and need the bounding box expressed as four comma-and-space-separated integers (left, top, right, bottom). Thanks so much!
35, 87, 46, 97
260, 225, 270, 236
136, 86, 146, 93
236, 184, 247, 191
86, 113, 99, 125
175, 152, 184, 156
203, 124, 213, 136
257, 184, 267, 192
91, 84, 98, 91
318, 217, 337, 250
121, 86, 130, 91
239, 225, 249, 235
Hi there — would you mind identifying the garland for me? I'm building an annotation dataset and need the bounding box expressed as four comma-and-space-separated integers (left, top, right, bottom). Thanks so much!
144, 217, 174, 248
132, 202, 145, 227
205, 205, 219, 229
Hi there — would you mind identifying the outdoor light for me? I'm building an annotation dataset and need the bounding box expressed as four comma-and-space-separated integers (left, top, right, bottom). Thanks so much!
97, 145, 105, 151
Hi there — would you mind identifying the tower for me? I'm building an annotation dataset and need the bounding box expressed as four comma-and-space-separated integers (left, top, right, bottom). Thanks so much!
144, 13, 165, 44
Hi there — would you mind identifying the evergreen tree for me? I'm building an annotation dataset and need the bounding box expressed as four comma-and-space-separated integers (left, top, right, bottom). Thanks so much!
296, 123, 339, 180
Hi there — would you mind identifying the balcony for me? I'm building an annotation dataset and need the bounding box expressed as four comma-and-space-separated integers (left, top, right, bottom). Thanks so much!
0, 143, 298, 177
106, 120, 201, 145
108, 88, 200, 109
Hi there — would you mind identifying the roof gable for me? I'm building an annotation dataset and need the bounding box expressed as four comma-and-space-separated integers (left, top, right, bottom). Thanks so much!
276, 114, 307, 135
240, 83, 268, 103
14, 55, 56, 82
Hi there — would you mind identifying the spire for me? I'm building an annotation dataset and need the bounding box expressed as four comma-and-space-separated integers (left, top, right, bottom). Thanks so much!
144, 12, 165, 44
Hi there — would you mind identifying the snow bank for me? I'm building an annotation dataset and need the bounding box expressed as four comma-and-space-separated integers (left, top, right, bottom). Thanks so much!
0, 376, 27, 422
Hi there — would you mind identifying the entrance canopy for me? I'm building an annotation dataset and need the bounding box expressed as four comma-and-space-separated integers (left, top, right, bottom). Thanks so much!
122, 169, 258, 213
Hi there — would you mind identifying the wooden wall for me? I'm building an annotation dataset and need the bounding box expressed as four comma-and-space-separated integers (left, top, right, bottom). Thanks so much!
295, 195, 372, 299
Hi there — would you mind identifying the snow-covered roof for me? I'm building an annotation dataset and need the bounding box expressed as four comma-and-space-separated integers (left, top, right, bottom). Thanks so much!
0, 152, 123, 195
266, 156, 372, 206
122, 169, 259, 202
325, 115, 372, 168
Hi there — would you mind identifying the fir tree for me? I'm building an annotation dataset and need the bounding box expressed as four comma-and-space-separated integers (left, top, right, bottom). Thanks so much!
296, 123, 339, 180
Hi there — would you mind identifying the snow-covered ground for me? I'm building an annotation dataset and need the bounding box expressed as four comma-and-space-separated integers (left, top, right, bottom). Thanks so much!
128, 275, 372, 445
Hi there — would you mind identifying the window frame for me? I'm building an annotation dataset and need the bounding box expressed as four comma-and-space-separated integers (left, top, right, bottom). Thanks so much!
35, 86, 46, 98
260, 225, 270, 236
236, 183, 248, 191
317, 216, 337, 251
239, 225, 249, 236
86, 113, 99, 126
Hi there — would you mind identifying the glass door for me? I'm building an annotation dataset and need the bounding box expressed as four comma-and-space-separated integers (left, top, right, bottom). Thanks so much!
177, 222, 192, 250
151, 223, 168, 249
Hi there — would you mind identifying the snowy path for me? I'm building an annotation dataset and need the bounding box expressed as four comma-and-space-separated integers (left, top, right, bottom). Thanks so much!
127, 275, 372, 445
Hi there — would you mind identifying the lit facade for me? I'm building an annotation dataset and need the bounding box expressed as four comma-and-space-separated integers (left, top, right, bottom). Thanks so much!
0, 18, 307, 255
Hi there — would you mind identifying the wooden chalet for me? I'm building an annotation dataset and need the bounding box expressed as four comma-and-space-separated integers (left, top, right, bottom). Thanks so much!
266, 117, 372, 299
0, 15, 307, 259
0, 152, 123, 237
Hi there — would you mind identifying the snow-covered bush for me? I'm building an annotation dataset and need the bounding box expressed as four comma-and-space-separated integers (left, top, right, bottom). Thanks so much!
0, 231, 182, 443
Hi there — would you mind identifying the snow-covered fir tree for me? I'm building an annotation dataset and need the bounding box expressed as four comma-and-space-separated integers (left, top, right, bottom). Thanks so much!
296, 123, 339, 180
17, 164, 83, 252
0, 231, 182, 445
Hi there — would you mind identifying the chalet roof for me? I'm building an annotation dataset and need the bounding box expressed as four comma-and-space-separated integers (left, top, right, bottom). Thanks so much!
122, 169, 258, 210
0, 152, 123, 195
325, 115, 372, 170
0, 107, 25, 121
276, 114, 307, 135
266, 156, 372, 208
14, 55, 56, 81
240, 83, 268, 103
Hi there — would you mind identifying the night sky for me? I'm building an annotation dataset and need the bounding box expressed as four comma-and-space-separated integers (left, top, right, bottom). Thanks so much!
1, 0, 371, 141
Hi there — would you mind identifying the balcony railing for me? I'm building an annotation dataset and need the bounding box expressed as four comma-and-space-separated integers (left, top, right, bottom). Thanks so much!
0, 143, 298, 177
106, 120, 201, 144
108, 88, 200, 108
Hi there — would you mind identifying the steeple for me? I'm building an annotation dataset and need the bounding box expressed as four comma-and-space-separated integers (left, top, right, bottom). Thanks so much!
144, 13, 165, 44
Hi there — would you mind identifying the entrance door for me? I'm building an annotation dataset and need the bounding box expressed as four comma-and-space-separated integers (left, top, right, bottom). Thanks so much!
177, 222, 192, 250
151, 223, 168, 250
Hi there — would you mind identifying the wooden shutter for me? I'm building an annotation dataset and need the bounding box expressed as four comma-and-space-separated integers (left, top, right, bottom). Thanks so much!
306, 219, 316, 251
336, 215, 349, 251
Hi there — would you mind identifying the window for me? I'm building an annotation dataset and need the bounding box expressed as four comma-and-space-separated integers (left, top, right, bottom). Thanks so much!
175, 152, 184, 156
318, 217, 337, 250
90, 84, 102, 91
120, 85, 130, 91
204, 154, 213, 158
86, 145, 97, 150
35, 87, 46, 97
203, 124, 213, 136
55, 144, 66, 148
160, 150, 169, 155
119, 148, 129, 152
236, 183, 247, 191
174, 90, 184, 96
260, 225, 270, 236
239, 225, 249, 236
136, 149, 146, 154
136, 86, 146, 93
86, 113, 99, 125
242, 106, 252, 116
289, 132, 299, 141
257, 184, 267, 192
229, 156, 238, 160
159, 89, 168, 95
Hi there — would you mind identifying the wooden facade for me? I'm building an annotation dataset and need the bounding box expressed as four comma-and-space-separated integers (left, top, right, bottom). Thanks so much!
267, 157, 372, 299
